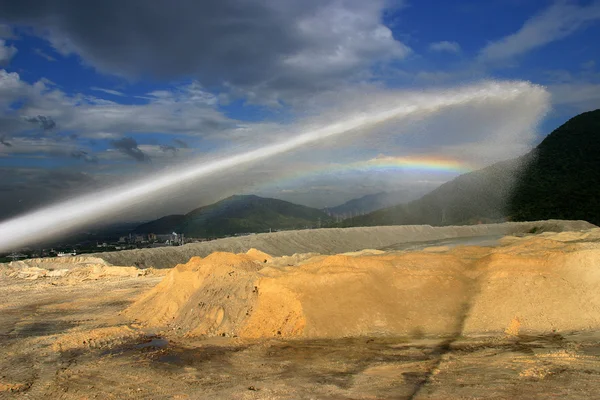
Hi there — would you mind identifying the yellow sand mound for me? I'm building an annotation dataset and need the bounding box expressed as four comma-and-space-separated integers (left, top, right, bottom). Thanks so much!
463, 237, 600, 334
126, 250, 472, 338
126, 252, 265, 336
245, 248, 273, 263
126, 229, 600, 338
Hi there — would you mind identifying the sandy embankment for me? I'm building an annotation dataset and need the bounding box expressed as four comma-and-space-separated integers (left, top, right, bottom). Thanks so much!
95, 219, 594, 269
2, 220, 599, 339
124, 225, 600, 339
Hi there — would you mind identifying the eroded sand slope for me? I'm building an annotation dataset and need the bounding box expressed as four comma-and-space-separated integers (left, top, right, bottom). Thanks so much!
126, 227, 600, 339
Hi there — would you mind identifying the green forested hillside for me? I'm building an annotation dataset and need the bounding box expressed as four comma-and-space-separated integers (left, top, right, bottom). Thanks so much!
135, 195, 332, 238
340, 158, 522, 227
509, 110, 600, 225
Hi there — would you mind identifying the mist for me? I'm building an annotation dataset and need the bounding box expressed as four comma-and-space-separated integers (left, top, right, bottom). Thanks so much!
0, 80, 550, 252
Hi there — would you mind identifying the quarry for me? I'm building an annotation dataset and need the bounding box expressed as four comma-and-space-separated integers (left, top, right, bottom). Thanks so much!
3, 220, 600, 399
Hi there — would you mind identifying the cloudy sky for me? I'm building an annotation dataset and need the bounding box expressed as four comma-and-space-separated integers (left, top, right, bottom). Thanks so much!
0, 0, 599, 222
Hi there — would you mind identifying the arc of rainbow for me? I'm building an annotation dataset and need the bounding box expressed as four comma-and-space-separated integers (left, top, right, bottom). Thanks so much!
257, 155, 474, 190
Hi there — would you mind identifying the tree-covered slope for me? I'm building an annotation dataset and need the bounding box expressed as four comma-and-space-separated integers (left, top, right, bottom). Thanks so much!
509, 109, 600, 225
135, 195, 332, 237
340, 158, 523, 227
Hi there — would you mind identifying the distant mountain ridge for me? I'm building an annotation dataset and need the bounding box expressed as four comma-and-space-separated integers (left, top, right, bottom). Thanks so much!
323, 191, 420, 217
134, 195, 332, 238
135, 109, 600, 235
341, 109, 600, 227
339, 158, 523, 227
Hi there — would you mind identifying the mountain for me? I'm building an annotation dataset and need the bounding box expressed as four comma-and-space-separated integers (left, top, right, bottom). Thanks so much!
509, 109, 600, 225
134, 195, 332, 238
134, 215, 186, 235
323, 191, 421, 217
342, 109, 600, 227
340, 158, 522, 227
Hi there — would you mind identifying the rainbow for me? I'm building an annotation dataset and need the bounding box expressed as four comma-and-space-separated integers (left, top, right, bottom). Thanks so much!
258, 155, 474, 189
341, 155, 473, 174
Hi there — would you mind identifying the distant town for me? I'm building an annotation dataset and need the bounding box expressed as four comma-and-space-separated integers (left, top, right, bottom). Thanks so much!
1, 232, 203, 262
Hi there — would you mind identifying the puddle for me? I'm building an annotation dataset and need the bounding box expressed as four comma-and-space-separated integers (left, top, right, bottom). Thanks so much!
380, 235, 503, 251
135, 337, 169, 350
580, 345, 600, 357
11, 320, 79, 337
155, 344, 245, 366
101, 336, 169, 356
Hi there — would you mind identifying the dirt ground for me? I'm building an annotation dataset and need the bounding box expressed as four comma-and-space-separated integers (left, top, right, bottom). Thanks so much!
2, 273, 600, 400
3, 226, 600, 399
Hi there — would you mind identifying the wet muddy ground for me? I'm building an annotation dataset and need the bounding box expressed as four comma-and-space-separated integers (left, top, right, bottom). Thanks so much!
379, 234, 504, 252
2, 274, 600, 399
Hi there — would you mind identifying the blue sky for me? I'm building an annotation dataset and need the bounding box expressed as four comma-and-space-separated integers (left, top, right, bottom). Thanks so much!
0, 0, 599, 219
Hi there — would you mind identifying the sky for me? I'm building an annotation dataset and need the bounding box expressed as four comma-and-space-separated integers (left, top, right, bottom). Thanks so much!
0, 0, 599, 222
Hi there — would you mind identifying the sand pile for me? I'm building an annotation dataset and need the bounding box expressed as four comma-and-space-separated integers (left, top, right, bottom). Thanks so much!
2, 259, 164, 281
3, 256, 112, 271
241, 252, 473, 338
0, 255, 168, 281
96, 220, 596, 269
3, 264, 164, 281
463, 235, 600, 334
126, 250, 265, 337
127, 229, 600, 338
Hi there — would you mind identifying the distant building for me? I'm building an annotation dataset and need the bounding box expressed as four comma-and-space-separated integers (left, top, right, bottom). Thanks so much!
8, 253, 27, 261
156, 234, 172, 243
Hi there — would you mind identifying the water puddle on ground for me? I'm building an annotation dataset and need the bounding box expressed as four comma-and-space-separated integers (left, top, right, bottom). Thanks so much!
380, 235, 504, 252
135, 337, 169, 350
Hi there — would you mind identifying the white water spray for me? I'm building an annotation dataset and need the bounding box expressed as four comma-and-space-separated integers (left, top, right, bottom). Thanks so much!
0, 81, 548, 252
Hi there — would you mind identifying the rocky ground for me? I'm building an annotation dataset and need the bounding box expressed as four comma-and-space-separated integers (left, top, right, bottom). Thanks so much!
2, 221, 600, 399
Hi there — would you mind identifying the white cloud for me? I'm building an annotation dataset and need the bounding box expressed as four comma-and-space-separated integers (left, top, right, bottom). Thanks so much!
282, 2, 410, 74
0, 70, 235, 142
429, 41, 461, 53
90, 87, 125, 97
0, 39, 17, 65
0, 136, 81, 158
33, 48, 56, 62
479, 1, 600, 62
0, 69, 26, 111
582, 60, 596, 70
414, 71, 456, 82
549, 82, 600, 110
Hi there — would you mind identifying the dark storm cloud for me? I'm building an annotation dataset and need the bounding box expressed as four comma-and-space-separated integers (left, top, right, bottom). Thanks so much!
0, 24, 14, 39
173, 138, 189, 148
0, 0, 295, 76
111, 137, 150, 163
0, 0, 407, 101
0, 135, 11, 146
71, 149, 98, 163
0, 167, 100, 220
25, 115, 56, 130
160, 144, 178, 155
